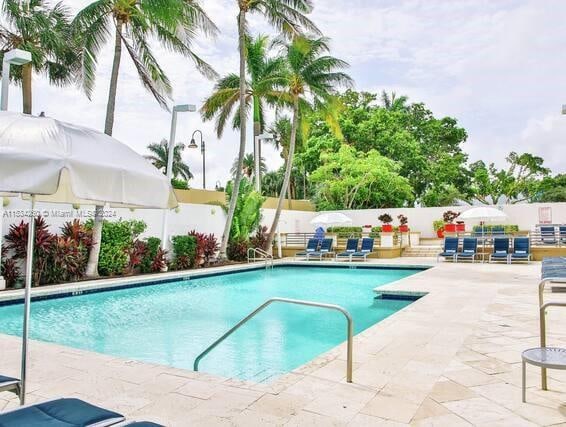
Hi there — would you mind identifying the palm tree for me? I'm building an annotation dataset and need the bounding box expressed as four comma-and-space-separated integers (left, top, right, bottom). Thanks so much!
73, 0, 217, 277
381, 90, 408, 111
145, 139, 193, 181
0, 0, 77, 114
231, 153, 266, 179
265, 36, 353, 251
217, 0, 320, 259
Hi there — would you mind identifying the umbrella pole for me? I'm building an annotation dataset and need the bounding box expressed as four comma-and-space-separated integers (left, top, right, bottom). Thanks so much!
20, 195, 35, 405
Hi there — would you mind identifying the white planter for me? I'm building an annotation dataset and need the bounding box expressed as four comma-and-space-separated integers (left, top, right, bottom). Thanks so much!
409, 231, 421, 247
0, 277, 5, 291
380, 232, 394, 248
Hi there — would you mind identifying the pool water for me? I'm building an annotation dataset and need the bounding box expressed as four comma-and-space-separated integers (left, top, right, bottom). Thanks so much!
0, 266, 421, 382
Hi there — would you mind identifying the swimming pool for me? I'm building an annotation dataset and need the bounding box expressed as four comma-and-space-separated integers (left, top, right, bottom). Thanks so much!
0, 265, 423, 382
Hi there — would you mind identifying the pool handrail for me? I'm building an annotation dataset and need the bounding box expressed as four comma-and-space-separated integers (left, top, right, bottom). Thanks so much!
247, 247, 273, 269
193, 297, 354, 383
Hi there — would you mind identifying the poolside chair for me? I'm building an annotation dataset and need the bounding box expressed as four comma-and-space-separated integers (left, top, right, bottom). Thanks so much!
510, 237, 531, 263
294, 238, 319, 259
0, 397, 164, 427
540, 226, 556, 245
455, 238, 479, 263
350, 238, 375, 261
437, 237, 459, 262
489, 237, 510, 264
335, 238, 359, 261
306, 238, 334, 261
313, 226, 325, 242
0, 375, 20, 397
559, 226, 566, 244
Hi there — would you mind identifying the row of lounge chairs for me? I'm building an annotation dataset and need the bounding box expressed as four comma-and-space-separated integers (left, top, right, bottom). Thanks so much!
295, 237, 375, 261
539, 226, 566, 245
438, 237, 531, 263
0, 375, 161, 426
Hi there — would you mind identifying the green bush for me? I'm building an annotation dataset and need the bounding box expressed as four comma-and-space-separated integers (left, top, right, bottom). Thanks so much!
140, 237, 161, 273
87, 219, 147, 276
472, 224, 519, 234
227, 238, 250, 262
171, 235, 197, 270
171, 178, 189, 190
326, 226, 363, 238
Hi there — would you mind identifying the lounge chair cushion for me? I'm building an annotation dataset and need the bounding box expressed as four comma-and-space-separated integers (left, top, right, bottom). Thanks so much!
0, 375, 19, 385
0, 398, 124, 427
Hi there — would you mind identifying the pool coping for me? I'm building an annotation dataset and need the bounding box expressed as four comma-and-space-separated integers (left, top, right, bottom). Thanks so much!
0, 260, 432, 306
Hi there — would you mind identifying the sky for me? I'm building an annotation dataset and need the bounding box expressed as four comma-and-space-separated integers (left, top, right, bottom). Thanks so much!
4, 0, 566, 189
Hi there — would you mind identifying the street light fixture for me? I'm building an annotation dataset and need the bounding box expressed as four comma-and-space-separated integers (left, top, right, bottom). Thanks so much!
188, 129, 206, 190
254, 133, 274, 193
161, 103, 196, 250
1, 49, 32, 111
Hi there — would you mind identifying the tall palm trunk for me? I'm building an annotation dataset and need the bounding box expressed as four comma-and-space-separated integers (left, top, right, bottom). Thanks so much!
218, 10, 247, 259
253, 96, 261, 183
21, 63, 32, 114
86, 22, 123, 278
266, 96, 299, 253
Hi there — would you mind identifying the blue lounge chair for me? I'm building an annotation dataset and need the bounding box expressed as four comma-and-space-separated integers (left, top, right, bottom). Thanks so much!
295, 238, 319, 259
0, 397, 164, 427
437, 237, 459, 262
313, 226, 325, 242
0, 375, 20, 397
335, 238, 359, 261
489, 237, 510, 264
307, 238, 334, 261
560, 226, 566, 244
455, 238, 479, 263
540, 226, 556, 245
510, 237, 531, 263
350, 238, 375, 261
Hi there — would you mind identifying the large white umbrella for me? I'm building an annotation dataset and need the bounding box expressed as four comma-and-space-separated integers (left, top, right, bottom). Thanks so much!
459, 206, 508, 258
0, 111, 177, 404
310, 212, 352, 227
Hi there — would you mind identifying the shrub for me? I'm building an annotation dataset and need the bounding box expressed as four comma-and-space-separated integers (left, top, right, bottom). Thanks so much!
442, 210, 459, 223
188, 230, 206, 268
202, 234, 219, 266
472, 224, 519, 234
397, 214, 408, 225
151, 248, 168, 272
378, 213, 393, 224
227, 238, 249, 262
171, 235, 197, 270
171, 178, 189, 190
125, 240, 148, 274
433, 220, 445, 232
327, 226, 362, 238
140, 237, 161, 274
250, 226, 269, 250
1, 254, 20, 288
86, 219, 147, 276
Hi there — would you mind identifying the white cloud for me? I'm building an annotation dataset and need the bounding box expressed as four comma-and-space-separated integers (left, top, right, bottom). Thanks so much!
3, 0, 564, 190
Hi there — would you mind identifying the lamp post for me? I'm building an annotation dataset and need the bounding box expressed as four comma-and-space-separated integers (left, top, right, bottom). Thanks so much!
1, 49, 32, 290
254, 133, 274, 193
161, 104, 196, 250
189, 130, 206, 189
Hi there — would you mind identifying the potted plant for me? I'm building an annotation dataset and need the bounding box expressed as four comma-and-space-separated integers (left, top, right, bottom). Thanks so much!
456, 220, 465, 232
378, 213, 393, 232
442, 210, 460, 233
433, 219, 445, 238
397, 214, 409, 232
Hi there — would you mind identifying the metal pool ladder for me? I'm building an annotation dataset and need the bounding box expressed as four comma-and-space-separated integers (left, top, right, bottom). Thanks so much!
247, 247, 273, 269
193, 297, 354, 383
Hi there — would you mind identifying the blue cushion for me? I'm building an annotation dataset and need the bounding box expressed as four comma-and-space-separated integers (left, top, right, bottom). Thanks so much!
0, 375, 19, 384
0, 398, 124, 427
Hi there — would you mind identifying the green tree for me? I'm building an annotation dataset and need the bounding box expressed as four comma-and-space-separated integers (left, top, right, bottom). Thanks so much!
537, 174, 566, 202
0, 0, 77, 114
74, 0, 217, 277
222, 178, 264, 241
381, 90, 408, 111
265, 36, 353, 251
231, 153, 266, 179
469, 152, 550, 204
218, 0, 319, 260
310, 145, 413, 210
145, 139, 193, 181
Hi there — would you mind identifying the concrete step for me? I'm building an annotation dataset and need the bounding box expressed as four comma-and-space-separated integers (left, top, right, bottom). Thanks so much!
402, 246, 441, 257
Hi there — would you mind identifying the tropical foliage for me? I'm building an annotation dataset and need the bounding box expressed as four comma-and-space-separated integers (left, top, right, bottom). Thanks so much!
1, 0, 77, 114
231, 153, 266, 179
145, 139, 193, 184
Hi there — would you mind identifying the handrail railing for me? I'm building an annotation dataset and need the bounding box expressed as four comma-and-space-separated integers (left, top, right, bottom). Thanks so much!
247, 247, 273, 269
193, 297, 354, 383
539, 301, 566, 390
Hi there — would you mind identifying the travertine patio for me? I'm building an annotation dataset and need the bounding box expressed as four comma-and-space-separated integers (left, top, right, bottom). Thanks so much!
0, 259, 565, 426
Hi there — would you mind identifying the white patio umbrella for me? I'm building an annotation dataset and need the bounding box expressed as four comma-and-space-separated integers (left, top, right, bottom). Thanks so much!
310, 212, 352, 227
459, 206, 508, 257
0, 111, 177, 404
